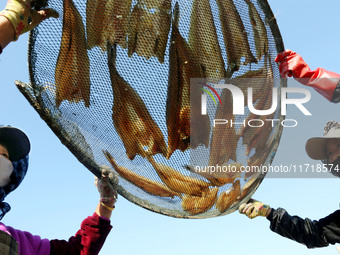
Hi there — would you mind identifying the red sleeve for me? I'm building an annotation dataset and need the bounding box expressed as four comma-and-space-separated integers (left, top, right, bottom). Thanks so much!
49, 213, 113, 255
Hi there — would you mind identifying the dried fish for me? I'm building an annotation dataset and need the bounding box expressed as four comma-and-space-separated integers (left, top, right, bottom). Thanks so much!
181, 187, 219, 215
189, 0, 226, 81
240, 175, 259, 199
148, 156, 211, 196
128, 0, 171, 63
104, 150, 179, 198
244, 0, 268, 61
202, 67, 273, 178
246, 135, 276, 178
154, 0, 172, 63
216, 0, 257, 72
245, 155, 263, 179
231, 67, 267, 106
184, 163, 242, 187
240, 61, 274, 155
86, 0, 107, 50
55, 0, 90, 107
207, 163, 242, 187
241, 99, 274, 156
105, 0, 132, 48
209, 89, 239, 166
208, 175, 241, 187
216, 180, 241, 213
143, 0, 164, 9
108, 45, 167, 160
128, 3, 156, 59
166, 3, 210, 159
86, 0, 132, 50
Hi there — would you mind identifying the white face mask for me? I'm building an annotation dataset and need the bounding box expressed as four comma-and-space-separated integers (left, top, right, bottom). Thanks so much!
0, 156, 14, 187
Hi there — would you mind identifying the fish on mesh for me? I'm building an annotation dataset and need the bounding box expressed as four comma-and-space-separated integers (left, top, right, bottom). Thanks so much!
184, 163, 242, 187
86, 0, 132, 51
148, 156, 211, 196
181, 187, 219, 215
208, 89, 239, 166
231, 67, 268, 106
108, 45, 167, 160
240, 175, 259, 199
239, 59, 275, 156
246, 134, 277, 179
216, 179, 241, 213
24, 0, 285, 218
104, 150, 179, 198
206, 163, 242, 187
216, 0, 257, 73
127, 0, 171, 63
55, 0, 90, 107
244, 0, 269, 61
188, 0, 226, 81
166, 3, 210, 159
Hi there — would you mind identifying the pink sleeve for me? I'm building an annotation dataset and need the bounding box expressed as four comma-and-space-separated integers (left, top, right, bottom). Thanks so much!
50, 213, 112, 255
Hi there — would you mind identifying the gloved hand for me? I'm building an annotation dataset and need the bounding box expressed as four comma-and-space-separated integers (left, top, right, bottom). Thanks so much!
95, 169, 118, 205
238, 198, 271, 219
0, 0, 59, 40
275, 49, 340, 101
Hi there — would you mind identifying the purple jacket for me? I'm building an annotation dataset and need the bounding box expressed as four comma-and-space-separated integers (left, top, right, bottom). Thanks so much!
0, 213, 112, 255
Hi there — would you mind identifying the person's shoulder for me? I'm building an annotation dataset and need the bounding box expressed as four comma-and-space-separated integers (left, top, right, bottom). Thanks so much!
0, 222, 11, 235
328, 209, 340, 216
318, 209, 340, 225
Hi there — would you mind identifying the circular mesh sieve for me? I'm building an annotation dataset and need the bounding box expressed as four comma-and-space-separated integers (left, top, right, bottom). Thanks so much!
17, 0, 285, 218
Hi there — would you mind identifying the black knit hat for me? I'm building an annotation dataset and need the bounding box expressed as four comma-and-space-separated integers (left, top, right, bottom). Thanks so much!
0, 126, 30, 162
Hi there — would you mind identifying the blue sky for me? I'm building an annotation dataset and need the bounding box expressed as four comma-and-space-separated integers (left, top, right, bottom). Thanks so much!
1, 0, 340, 254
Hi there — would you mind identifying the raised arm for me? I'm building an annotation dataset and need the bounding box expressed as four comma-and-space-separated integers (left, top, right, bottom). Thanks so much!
0, 0, 58, 53
275, 50, 340, 103
50, 169, 117, 255
239, 199, 340, 248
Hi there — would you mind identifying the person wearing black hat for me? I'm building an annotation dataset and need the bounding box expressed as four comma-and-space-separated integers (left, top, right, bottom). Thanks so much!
238, 121, 340, 248
0, 125, 118, 255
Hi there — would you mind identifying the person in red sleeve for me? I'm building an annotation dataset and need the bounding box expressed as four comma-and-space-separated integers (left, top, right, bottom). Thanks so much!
275, 50, 340, 103
0, 125, 117, 255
